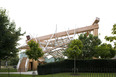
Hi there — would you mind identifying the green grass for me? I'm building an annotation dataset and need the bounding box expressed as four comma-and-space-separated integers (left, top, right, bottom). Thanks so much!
0, 68, 17, 72
0, 73, 115, 77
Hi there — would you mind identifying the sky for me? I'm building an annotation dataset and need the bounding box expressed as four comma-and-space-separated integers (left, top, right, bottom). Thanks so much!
0, 0, 116, 46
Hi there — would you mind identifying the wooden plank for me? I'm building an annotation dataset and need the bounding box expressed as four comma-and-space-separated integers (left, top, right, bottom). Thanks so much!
36, 24, 99, 41
92, 17, 100, 25
18, 45, 29, 49
18, 25, 99, 49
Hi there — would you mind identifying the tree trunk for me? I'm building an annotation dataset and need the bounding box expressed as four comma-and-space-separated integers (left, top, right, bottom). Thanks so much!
74, 55, 76, 74
32, 59, 34, 71
32, 59, 36, 76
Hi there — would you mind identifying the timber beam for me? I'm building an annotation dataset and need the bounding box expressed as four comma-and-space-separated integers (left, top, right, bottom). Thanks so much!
36, 24, 99, 41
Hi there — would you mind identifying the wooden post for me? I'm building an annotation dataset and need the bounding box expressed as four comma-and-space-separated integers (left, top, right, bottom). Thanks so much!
93, 29, 98, 36
87, 31, 91, 36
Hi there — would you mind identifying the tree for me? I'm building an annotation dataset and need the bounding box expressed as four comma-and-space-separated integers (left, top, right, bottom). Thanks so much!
64, 39, 83, 59
0, 9, 25, 69
105, 24, 116, 49
78, 33, 101, 59
25, 40, 44, 71
64, 39, 83, 74
94, 43, 116, 59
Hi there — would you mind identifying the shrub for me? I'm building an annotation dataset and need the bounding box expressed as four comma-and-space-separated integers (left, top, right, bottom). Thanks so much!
37, 59, 116, 75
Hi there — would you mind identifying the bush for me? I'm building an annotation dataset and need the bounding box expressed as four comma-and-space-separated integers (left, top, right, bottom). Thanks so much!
37, 59, 116, 75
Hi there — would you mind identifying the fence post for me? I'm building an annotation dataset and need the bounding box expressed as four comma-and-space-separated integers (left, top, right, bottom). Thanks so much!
20, 68, 21, 77
32, 71, 36, 77
8, 68, 10, 77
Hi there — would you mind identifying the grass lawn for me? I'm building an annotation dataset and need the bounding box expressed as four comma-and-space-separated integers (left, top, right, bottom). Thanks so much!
0, 73, 115, 77
0, 68, 17, 72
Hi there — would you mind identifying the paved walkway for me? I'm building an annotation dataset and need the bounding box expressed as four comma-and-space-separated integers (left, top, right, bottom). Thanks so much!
0, 71, 37, 75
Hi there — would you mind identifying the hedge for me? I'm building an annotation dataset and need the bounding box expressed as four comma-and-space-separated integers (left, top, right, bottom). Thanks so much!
37, 59, 116, 75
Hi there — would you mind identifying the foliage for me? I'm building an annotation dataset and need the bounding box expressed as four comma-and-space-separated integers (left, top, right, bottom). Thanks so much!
0, 9, 25, 60
0, 8, 25, 69
0, 68, 17, 72
9, 56, 19, 65
54, 57, 64, 62
64, 39, 83, 59
105, 24, 116, 49
94, 43, 116, 59
1, 56, 19, 66
78, 33, 101, 59
25, 40, 44, 61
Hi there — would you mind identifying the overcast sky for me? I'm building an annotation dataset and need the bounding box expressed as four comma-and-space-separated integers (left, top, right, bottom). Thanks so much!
0, 0, 116, 46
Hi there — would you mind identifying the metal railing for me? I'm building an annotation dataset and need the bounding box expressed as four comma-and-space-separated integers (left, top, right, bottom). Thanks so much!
0, 68, 116, 77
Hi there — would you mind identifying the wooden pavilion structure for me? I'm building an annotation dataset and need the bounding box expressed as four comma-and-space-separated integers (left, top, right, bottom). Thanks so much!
17, 17, 100, 72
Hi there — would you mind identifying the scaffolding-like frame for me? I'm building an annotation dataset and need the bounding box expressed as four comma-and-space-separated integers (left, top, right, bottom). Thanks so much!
19, 17, 100, 58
